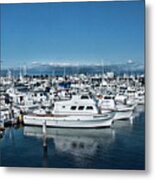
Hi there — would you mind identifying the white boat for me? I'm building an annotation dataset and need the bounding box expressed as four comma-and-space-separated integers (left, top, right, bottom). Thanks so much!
0, 105, 11, 125
114, 103, 134, 120
23, 94, 115, 128
6, 87, 39, 112
135, 90, 145, 105
125, 87, 138, 106
98, 95, 134, 120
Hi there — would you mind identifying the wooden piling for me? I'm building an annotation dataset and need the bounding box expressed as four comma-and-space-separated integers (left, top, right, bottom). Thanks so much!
130, 116, 133, 125
42, 120, 47, 147
42, 120, 48, 167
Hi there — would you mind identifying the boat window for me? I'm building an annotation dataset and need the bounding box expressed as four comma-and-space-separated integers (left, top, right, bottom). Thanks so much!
41, 106, 46, 110
71, 106, 77, 110
86, 106, 93, 110
78, 106, 84, 110
81, 95, 89, 99
128, 90, 135, 93
62, 106, 66, 108
104, 96, 113, 99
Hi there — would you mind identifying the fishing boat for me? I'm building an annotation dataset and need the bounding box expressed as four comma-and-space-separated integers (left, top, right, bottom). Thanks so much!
23, 94, 115, 128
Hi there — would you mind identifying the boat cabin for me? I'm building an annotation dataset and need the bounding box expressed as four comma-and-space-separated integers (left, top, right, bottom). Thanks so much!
52, 94, 99, 115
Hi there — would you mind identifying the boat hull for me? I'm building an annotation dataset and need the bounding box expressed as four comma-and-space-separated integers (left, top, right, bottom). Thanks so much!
23, 113, 115, 128
114, 111, 133, 120
101, 105, 134, 121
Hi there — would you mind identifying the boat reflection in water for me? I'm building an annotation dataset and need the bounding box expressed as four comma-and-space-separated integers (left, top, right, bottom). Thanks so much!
0, 116, 137, 168
23, 117, 136, 168
23, 126, 117, 166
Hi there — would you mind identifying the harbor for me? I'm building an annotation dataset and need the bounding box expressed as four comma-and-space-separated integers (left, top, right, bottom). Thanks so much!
0, 69, 145, 169
0, 67, 145, 128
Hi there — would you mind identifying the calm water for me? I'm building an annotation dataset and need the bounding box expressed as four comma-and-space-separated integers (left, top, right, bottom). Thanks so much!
0, 107, 145, 170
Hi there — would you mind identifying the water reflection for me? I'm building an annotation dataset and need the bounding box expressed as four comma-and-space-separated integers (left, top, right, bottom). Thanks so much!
133, 105, 144, 118
0, 111, 144, 169
113, 117, 134, 129
4, 127, 15, 145
23, 127, 116, 165
129, 116, 133, 125
43, 146, 48, 167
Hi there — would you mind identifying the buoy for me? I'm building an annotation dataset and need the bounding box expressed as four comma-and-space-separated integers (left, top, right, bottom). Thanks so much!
18, 114, 23, 123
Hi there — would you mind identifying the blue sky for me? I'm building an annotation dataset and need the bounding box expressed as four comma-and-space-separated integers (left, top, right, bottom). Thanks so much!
1, 1, 144, 69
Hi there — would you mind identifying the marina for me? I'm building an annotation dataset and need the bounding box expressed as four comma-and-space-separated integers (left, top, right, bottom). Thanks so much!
0, 70, 145, 169
0, 69, 144, 128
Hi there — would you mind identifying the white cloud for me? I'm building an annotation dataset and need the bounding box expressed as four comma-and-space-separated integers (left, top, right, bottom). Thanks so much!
127, 59, 133, 64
